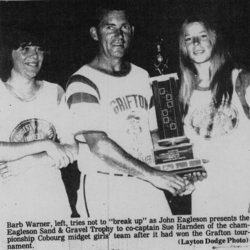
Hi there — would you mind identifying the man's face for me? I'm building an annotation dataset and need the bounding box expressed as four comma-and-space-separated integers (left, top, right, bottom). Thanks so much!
91, 10, 134, 60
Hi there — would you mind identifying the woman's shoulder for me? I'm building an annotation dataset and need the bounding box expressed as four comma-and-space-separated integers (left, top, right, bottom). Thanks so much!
41, 80, 65, 104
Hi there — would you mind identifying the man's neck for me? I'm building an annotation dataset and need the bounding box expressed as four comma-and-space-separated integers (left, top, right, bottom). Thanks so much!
89, 56, 131, 77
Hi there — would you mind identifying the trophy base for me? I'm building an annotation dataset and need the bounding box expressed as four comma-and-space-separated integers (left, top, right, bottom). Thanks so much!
158, 136, 190, 147
154, 158, 206, 180
167, 166, 206, 177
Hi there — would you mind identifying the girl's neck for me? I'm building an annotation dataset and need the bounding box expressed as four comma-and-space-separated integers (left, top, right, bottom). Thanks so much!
194, 61, 211, 88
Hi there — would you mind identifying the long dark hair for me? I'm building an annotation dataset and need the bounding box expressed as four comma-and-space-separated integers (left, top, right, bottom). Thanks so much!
179, 15, 234, 115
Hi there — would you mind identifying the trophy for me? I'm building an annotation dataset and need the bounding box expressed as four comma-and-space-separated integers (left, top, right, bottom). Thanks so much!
151, 73, 206, 177
152, 37, 169, 76
150, 37, 206, 214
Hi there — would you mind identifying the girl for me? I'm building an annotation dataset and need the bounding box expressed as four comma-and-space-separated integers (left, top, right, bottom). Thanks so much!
179, 15, 250, 215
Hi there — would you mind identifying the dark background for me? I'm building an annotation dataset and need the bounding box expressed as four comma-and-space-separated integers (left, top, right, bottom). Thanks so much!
1, 0, 250, 88
1, 0, 248, 216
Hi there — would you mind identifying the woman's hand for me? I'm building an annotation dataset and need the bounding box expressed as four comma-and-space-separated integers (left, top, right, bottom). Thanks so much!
0, 160, 30, 179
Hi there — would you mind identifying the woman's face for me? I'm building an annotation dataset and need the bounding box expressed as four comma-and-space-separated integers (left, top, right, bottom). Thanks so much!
12, 45, 44, 79
183, 22, 213, 65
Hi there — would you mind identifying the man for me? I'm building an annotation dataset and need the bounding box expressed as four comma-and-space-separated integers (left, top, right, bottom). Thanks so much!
66, 3, 192, 218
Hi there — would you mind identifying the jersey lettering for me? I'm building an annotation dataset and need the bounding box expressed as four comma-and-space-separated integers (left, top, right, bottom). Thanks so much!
110, 95, 148, 114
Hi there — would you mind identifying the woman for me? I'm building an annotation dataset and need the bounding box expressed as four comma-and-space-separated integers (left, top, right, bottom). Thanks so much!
179, 15, 250, 215
0, 30, 77, 220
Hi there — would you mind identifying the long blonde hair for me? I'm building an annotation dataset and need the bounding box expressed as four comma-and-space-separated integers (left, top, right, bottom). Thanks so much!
179, 15, 233, 115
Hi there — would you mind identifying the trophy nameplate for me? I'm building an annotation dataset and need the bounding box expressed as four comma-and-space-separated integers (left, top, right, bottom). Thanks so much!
154, 143, 193, 164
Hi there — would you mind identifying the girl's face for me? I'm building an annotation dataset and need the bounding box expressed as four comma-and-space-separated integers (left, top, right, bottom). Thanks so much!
184, 22, 213, 65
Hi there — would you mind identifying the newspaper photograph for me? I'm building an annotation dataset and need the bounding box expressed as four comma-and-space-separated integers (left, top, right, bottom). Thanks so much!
0, 0, 250, 249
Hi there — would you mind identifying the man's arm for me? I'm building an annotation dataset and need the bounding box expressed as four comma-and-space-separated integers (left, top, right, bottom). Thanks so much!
84, 131, 187, 196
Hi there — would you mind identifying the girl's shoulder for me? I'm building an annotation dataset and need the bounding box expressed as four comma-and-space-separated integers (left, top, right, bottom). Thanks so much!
234, 68, 250, 94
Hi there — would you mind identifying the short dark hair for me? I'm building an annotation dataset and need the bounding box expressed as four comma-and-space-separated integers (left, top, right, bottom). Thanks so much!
91, 1, 133, 28
1, 29, 48, 82
8, 29, 47, 51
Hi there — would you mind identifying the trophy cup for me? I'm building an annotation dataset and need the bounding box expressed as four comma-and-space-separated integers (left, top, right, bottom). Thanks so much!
150, 37, 206, 214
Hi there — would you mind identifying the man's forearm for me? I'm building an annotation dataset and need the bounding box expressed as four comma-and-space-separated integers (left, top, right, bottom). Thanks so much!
84, 132, 187, 195
85, 133, 154, 180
